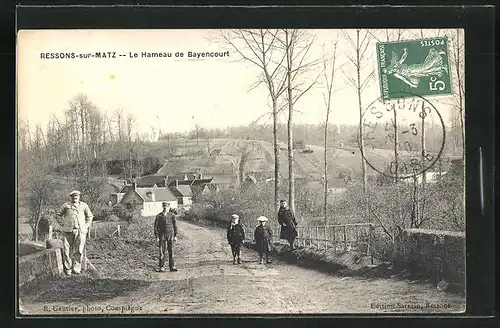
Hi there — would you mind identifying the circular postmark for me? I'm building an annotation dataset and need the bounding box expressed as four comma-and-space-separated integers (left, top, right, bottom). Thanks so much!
359, 92, 446, 180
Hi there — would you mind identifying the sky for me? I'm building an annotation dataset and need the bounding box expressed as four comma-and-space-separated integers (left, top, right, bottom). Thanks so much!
17, 29, 462, 136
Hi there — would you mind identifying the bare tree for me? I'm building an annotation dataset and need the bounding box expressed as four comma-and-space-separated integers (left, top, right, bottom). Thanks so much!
341, 29, 375, 195
276, 29, 322, 213
450, 29, 465, 160
321, 39, 340, 224
114, 108, 124, 145
193, 124, 203, 146
220, 29, 288, 213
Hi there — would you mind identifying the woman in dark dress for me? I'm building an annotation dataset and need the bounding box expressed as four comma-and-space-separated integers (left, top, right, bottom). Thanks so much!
278, 200, 298, 250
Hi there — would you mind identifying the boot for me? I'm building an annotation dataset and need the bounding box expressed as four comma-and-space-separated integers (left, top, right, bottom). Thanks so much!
237, 257, 241, 265
233, 258, 237, 265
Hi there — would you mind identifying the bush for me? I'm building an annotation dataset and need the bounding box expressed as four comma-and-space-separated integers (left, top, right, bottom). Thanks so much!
112, 203, 140, 222
123, 216, 156, 240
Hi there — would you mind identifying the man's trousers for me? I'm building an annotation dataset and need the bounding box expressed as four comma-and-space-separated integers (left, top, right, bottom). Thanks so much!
61, 230, 86, 274
158, 237, 175, 270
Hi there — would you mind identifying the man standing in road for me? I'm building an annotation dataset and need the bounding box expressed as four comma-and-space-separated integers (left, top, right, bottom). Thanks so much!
55, 190, 94, 275
154, 202, 178, 272
278, 200, 298, 250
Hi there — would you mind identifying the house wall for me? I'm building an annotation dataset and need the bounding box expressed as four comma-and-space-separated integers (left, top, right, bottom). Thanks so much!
182, 197, 192, 206
141, 201, 178, 217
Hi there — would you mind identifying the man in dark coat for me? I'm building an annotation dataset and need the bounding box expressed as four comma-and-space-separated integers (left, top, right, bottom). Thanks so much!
278, 200, 298, 250
254, 216, 273, 264
227, 214, 246, 265
154, 202, 178, 272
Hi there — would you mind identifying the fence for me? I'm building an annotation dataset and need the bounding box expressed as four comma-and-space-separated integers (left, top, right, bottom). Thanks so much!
244, 222, 375, 258
47, 222, 124, 240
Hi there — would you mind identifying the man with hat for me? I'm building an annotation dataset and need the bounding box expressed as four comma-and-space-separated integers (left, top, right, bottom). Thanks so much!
227, 214, 245, 265
254, 216, 273, 264
154, 202, 178, 272
278, 200, 298, 250
55, 190, 94, 275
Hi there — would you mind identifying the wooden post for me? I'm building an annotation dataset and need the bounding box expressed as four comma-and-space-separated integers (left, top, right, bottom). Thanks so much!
343, 225, 347, 251
117, 225, 121, 237
48, 225, 53, 239
332, 226, 336, 252
316, 226, 319, 249
368, 224, 373, 264
324, 226, 328, 250
355, 225, 359, 251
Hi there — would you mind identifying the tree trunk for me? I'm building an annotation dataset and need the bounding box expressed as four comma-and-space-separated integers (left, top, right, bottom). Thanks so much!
455, 29, 465, 161
273, 99, 280, 213
393, 106, 399, 181
419, 105, 427, 227
356, 29, 368, 194
286, 31, 295, 213
324, 122, 329, 225
34, 197, 43, 241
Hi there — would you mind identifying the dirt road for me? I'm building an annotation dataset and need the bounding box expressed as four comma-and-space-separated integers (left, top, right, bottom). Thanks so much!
20, 220, 465, 315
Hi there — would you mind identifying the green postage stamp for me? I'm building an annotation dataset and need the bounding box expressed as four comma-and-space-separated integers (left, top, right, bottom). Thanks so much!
377, 37, 452, 100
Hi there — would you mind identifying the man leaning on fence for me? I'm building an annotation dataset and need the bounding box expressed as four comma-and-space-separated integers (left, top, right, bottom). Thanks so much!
54, 190, 94, 276
154, 202, 178, 272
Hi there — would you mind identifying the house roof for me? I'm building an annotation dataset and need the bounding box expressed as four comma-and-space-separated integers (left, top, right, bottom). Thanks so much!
244, 175, 258, 185
135, 175, 168, 187
135, 187, 177, 203
170, 185, 193, 198
119, 185, 134, 193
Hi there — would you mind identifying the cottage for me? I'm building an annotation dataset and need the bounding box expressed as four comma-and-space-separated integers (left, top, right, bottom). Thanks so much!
118, 182, 178, 217
170, 183, 193, 205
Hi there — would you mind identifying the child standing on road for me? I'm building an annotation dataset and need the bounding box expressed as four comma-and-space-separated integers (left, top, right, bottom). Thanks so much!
227, 214, 246, 265
254, 216, 273, 264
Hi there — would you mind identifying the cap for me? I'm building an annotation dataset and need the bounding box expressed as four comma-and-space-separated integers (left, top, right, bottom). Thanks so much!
162, 202, 170, 207
231, 214, 239, 220
280, 200, 287, 203
69, 190, 81, 196
257, 216, 268, 222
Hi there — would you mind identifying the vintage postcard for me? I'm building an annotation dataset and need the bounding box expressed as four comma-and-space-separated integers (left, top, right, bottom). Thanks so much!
17, 29, 466, 315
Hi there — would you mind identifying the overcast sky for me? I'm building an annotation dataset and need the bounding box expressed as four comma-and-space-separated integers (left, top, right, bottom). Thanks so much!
17, 29, 461, 135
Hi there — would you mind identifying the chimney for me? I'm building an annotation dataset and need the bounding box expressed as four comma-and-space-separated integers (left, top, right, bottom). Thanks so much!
163, 176, 168, 187
151, 190, 155, 202
175, 180, 178, 188
123, 180, 127, 186
132, 182, 137, 190
193, 174, 196, 180
199, 173, 203, 179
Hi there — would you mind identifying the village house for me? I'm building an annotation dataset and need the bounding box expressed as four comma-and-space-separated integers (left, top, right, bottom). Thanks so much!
111, 173, 215, 208
117, 182, 178, 217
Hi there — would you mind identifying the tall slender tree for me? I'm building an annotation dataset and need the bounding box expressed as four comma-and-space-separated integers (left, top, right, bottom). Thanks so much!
321, 39, 340, 224
277, 29, 322, 213
221, 29, 288, 213
341, 29, 375, 195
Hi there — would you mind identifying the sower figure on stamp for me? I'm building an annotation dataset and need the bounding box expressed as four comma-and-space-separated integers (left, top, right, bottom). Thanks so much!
278, 200, 298, 250
254, 216, 273, 264
55, 190, 94, 276
227, 214, 245, 265
154, 202, 178, 272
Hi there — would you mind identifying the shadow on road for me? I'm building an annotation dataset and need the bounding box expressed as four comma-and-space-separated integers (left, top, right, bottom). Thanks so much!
20, 275, 152, 303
